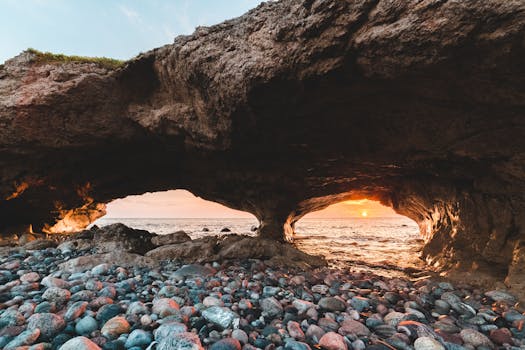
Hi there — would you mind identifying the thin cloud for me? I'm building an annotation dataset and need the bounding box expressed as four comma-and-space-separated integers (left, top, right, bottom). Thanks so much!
119, 4, 141, 23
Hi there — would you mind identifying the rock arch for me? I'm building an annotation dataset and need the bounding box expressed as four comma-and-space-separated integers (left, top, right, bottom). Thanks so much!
1, 0, 524, 288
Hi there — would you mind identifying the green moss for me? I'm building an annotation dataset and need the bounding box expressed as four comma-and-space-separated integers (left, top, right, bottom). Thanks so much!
26, 48, 124, 69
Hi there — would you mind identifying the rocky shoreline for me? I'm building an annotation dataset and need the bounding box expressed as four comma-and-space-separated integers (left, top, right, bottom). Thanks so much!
0, 224, 524, 350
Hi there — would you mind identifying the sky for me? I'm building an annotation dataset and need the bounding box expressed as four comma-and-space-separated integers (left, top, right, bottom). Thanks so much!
1, 1, 400, 219
0, 0, 264, 64
104, 190, 399, 219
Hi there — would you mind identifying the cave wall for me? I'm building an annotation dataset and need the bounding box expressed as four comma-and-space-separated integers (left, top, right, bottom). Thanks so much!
1, 0, 525, 287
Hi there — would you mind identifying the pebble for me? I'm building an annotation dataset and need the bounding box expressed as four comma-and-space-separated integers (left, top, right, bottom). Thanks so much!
338, 319, 370, 336
231, 329, 249, 344
203, 296, 224, 307
154, 321, 187, 341
459, 329, 494, 348
288, 320, 306, 340
260, 297, 284, 318
319, 332, 347, 350
384, 311, 405, 326
27, 312, 66, 340
202, 306, 237, 329
42, 286, 71, 305
41, 276, 69, 289
209, 337, 242, 350
96, 304, 124, 323
414, 337, 445, 350
157, 331, 204, 350
318, 297, 346, 311
485, 290, 516, 304
64, 301, 88, 321
124, 329, 153, 348
20, 272, 40, 283
91, 263, 110, 275
101, 316, 131, 339
292, 299, 314, 314
152, 298, 180, 318
58, 336, 101, 350
4, 328, 40, 349
76, 316, 99, 336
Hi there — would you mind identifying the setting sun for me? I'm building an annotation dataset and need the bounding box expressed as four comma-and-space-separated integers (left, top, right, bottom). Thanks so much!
361, 210, 368, 217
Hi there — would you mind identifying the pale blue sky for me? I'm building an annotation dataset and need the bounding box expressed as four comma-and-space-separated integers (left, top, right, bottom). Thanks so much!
0, 0, 263, 64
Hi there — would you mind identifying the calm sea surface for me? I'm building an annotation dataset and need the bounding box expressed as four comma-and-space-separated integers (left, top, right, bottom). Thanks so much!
92, 217, 425, 277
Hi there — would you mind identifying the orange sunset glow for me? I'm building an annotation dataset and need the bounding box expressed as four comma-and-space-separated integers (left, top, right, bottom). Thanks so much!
103, 190, 398, 218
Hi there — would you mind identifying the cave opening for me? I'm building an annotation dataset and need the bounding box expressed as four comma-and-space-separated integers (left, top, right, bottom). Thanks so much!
293, 199, 425, 274
91, 189, 259, 237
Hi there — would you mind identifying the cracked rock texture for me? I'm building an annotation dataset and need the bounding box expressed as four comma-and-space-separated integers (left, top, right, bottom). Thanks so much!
1, 0, 525, 290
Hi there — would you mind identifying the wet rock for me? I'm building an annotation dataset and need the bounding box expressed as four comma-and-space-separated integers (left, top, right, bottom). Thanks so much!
285, 340, 312, 350
157, 331, 204, 350
146, 239, 218, 263
434, 300, 451, 315
489, 328, 513, 345
27, 313, 65, 340
306, 324, 325, 341
154, 321, 187, 341
59, 252, 155, 273
312, 285, 330, 294
91, 263, 110, 275
24, 239, 57, 250
96, 304, 124, 324
293, 299, 314, 314
319, 332, 347, 350
57, 239, 93, 254
41, 276, 69, 289
350, 297, 369, 312
42, 287, 71, 305
318, 317, 339, 332
202, 306, 237, 329
4, 328, 40, 349
101, 316, 130, 339
209, 338, 241, 350
89, 223, 155, 254
459, 329, 494, 348
0, 309, 25, 328
20, 272, 40, 283
203, 296, 224, 307
287, 321, 306, 341
373, 325, 397, 338
76, 316, 98, 336
59, 336, 101, 350
485, 291, 516, 304
414, 337, 445, 350
384, 312, 406, 327
124, 329, 153, 348
338, 319, 370, 337
152, 231, 191, 246
232, 329, 249, 344
64, 301, 88, 321
260, 297, 283, 318
152, 298, 180, 318
126, 301, 149, 316
318, 297, 346, 312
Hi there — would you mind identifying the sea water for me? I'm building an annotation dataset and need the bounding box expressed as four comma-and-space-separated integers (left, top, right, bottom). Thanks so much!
92, 216, 425, 276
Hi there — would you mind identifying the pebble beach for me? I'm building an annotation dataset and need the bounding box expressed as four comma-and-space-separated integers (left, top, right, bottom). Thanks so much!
0, 231, 524, 350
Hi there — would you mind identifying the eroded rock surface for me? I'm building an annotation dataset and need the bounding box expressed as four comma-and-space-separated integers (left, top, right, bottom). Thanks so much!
1, 0, 525, 289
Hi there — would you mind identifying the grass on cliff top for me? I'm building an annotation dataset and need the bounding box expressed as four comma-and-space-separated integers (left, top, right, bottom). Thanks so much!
26, 48, 124, 69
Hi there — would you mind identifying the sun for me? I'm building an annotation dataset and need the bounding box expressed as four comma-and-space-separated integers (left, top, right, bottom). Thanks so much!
361, 210, 368, 217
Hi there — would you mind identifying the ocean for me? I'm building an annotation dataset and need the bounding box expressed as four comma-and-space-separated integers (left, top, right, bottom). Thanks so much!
91, 217, 425, 277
